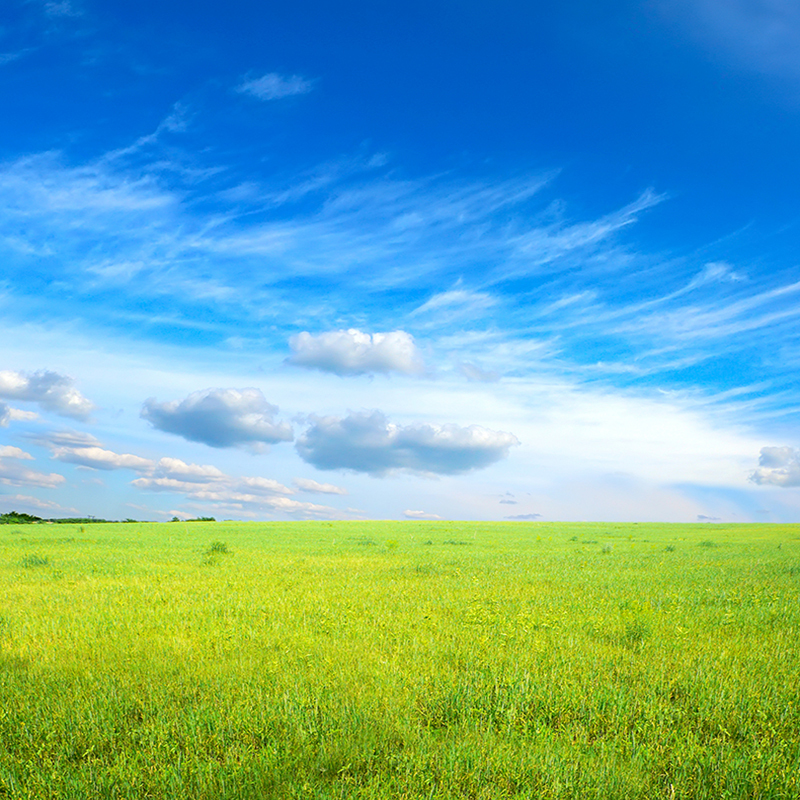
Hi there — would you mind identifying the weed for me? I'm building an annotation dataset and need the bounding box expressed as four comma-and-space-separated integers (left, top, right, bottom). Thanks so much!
601, 544, 613, 554
665, 545, 676, 552
699, 540, 716, 548
207, 541, 228, 555
622, 618, 650, 649
21, 554, 49, 568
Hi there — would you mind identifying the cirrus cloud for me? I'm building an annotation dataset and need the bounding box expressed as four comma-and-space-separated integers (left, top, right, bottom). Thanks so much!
141, 388, 293, 449
296, 410, 519, 476
236, 72, 314, 101
287, 329, 424, 376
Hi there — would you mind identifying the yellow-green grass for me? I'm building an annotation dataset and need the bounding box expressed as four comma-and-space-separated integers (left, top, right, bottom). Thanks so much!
1, 520, 798, 799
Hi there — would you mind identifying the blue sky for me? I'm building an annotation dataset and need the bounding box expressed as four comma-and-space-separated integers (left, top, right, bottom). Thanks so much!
2, 0, 800, 522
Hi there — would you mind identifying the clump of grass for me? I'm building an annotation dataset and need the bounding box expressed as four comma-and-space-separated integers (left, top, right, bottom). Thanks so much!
443, 540, 471, 546
622, 618, 650, 649
601, 544, 613, 554
664, 545, 676, 552
202, 541, 230, 565
348, 536, 376, 547
699, 540, 716, 548
21, 554, 49, 568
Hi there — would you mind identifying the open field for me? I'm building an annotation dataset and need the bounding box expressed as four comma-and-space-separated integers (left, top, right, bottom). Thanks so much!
1, 520, 799, 799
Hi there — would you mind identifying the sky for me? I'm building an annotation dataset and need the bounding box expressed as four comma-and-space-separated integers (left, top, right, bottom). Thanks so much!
1, 0, 800, 523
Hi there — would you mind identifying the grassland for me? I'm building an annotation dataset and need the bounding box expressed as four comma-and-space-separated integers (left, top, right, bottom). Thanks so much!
1, 520, 798, 799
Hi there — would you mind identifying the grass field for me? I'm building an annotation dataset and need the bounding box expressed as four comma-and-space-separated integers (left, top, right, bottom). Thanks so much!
1, 520, 798, 799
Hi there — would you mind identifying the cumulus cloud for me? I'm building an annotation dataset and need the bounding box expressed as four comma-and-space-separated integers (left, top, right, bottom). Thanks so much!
236, 73, 313, 100
141, 388, 293, 449
296, 410, 519, 475
404, 509, 442, 520
293, 477, 348, 495
750, 446, 800, 487
0, 370, 94, 419
505, 513, 543, 520
288, 329, 424, 376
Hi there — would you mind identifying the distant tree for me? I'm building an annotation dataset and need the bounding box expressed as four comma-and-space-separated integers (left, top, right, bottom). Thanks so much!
0, 511, 42, 524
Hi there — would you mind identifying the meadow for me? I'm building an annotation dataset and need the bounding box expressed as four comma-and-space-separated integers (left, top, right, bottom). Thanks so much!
0, 519, 798, 799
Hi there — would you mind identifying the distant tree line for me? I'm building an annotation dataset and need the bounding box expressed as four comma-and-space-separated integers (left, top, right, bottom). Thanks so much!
0, 511, 215, 524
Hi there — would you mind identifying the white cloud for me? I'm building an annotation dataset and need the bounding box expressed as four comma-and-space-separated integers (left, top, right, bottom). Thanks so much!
236, 73, 314, 100
0, 494, 78, 514
0, 369, 94, 419
0, 446, 34, 460
688, 261, 745, 289
411, 288, 497, 320
296, 410, 520, 475
141, 388, 293, 449
293, 477, 348, 495
0, 403, 39, 426
404, 509, 442, 520
152, 457, 226, 483
28, 426, 337, 518
36, 431, 154, 472
459, 362, 501, 383
38, 430, 102, 448
505, 513, 542, 520
0, 457, 65, 488
133, 475, 342, 519
287, 329, 424, 376
750, 446, 800, 487
50, 445, 154, 472
237, 476, 295, 496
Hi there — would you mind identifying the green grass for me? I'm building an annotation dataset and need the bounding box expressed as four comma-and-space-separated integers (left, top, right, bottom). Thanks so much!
1, 520, 799, 798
